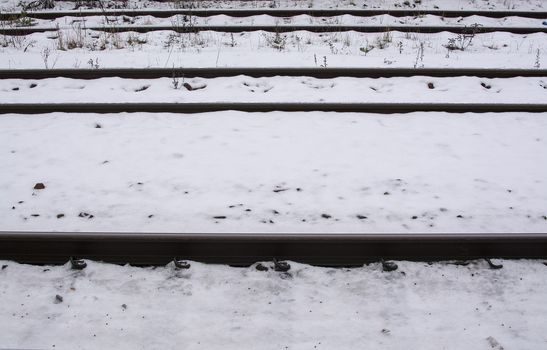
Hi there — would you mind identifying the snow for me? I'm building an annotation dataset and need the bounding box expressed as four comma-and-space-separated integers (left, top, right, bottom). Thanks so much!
0, 1, 545, 234
0, 259, 546, 349
1, 0, 546, 70
1, 112, 546, 233
2, 29, 545, 69
1, 2, 544, 233
2, 76, 547, 103
1, 0, 546, 346
1, 0, 546, 12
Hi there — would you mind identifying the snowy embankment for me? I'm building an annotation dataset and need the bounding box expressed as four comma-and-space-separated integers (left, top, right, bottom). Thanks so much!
1, 259, 546, 349
1, 0, 546, 11
1, 76, 546, 103
1, 112, 546, 233
2, 30, 545, 69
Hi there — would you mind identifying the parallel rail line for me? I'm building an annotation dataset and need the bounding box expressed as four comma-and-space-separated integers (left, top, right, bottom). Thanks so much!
2, 8, 546, 20
2, 24, 546, 35
1, 68, 546, 79
2, 10, 546, 269
1, 232, 546, 265
1, 102, 547, 114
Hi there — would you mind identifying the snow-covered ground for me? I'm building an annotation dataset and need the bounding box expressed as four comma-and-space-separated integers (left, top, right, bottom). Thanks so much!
1, 112, 546, 233
2, 29, 545, 69
1, 0, 546, 69
2, 76, 547, 103
1, 0, 547, 347
1, 259, 546, 349
0, 2, 545, 234
2, 0, 546, 12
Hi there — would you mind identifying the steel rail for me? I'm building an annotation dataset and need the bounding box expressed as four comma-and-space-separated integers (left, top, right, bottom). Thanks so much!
1, 68, 546, 79
2, 24, 546, 35
0, 232, 546, 265
2, 8, 547, 20
1, 102, 547, 114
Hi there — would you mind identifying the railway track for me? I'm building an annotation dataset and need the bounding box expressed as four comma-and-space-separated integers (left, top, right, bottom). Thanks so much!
1, 5, 546, 267
2, 8, 546, 20
2, 102, 547, 114
1, 232, 546, 266
2, 68, 546, 79
2, 24, 547, 36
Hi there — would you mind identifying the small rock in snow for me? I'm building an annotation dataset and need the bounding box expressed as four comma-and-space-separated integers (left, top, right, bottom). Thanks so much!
134, 85, 149, 92
33, 183, 46, 190
78, 212, 94, 219
54, 295, 63, 304
273, 188, 289, 193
